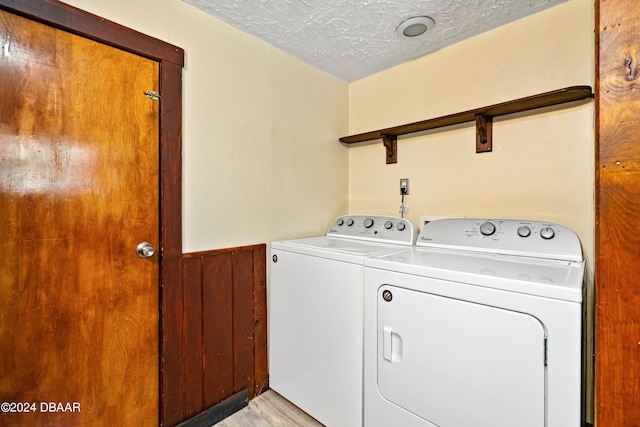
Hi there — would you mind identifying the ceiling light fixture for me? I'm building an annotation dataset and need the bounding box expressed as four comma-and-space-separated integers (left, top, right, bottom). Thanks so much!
397, 16, 435, 38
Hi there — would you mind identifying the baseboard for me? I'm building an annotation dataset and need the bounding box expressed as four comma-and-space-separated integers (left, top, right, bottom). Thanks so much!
175, 389, 248, 427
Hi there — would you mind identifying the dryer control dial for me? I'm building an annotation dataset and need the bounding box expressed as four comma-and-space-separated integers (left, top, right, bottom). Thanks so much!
540, 227, 555, 240
479, 221, 496, 236
384, 221, 393, 230
517, 226, 531, 238
363, 218, 374, 228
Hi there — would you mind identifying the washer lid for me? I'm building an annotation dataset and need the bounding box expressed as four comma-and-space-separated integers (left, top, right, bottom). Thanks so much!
272, 236, 407, 264
365, 247, 585, 302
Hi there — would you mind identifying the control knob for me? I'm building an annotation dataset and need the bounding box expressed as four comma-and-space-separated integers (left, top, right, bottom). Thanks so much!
397, 222, 406, 231
517, 226, 531, 237
479, 221, 496, 236
336, 218, 344, 226
346, 218, 354, 226
540, 227, 555, 240
363, 218, 374, 228
384, 221, 393, 230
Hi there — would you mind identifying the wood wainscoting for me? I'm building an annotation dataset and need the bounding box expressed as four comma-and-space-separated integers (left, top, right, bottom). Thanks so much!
173, 244, 268, 425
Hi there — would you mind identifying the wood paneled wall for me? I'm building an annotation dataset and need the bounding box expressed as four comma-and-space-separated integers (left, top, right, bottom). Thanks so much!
167, 244, 268, 426
595, 0, 640, 425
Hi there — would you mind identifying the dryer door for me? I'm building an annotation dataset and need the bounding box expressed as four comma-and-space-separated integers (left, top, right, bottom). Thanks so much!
377, 284, 546, 427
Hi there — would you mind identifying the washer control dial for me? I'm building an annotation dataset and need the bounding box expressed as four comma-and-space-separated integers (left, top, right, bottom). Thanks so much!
346, 218, 354, 226
479, 221, 496, 236
517, 226, 531, 238
540, 227, 555, 240
336, 218, 344, 226
384, 221, 393, 230
397, 222, 406, 231
363, 218, 374, 228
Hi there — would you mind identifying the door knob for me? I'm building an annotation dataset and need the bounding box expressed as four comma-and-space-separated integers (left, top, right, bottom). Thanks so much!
136, 241, 155, 258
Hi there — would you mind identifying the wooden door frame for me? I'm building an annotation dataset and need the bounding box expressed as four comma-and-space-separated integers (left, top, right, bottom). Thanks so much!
0, 1, 184, 424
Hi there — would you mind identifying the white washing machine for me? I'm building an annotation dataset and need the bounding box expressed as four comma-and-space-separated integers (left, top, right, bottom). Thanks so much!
363, 218, 585, 427
270, 215, 416, 427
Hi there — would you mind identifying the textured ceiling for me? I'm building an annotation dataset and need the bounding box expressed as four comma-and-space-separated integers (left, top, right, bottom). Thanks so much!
184, 0, 567, 82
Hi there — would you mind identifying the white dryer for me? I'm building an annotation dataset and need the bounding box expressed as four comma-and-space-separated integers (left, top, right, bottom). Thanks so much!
270, 215, 415, 427
363, 218, 585, 427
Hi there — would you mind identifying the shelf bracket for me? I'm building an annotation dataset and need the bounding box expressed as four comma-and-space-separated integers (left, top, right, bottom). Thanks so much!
475, 113, 492, 153
381, 134, 397, 164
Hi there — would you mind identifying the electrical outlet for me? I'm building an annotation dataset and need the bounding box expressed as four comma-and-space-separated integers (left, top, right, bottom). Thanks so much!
400, 178, 410, 195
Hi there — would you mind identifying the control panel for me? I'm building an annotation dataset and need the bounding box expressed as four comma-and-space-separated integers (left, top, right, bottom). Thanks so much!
417, 218, 583, 261
327, 215, 415, 245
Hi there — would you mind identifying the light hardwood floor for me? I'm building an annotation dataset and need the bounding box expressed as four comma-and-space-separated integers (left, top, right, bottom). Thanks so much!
212, 390, 325, 427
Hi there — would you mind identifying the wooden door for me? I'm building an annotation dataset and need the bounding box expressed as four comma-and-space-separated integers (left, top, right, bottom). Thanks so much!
0, 9, 160, 426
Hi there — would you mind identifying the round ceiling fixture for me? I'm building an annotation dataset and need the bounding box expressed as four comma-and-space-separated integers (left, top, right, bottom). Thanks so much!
396, 16, 435, 38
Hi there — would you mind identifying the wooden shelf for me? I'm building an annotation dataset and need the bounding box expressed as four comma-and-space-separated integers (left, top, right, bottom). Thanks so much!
339, 86, 593, 164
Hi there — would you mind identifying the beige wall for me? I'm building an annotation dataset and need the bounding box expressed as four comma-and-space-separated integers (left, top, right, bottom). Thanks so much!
62, 0, 349, 252
348, 0, 594, 267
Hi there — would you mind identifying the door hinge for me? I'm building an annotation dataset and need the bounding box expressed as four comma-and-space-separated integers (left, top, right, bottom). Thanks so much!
544, 336, 548, 366
144, 90, 161, 101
